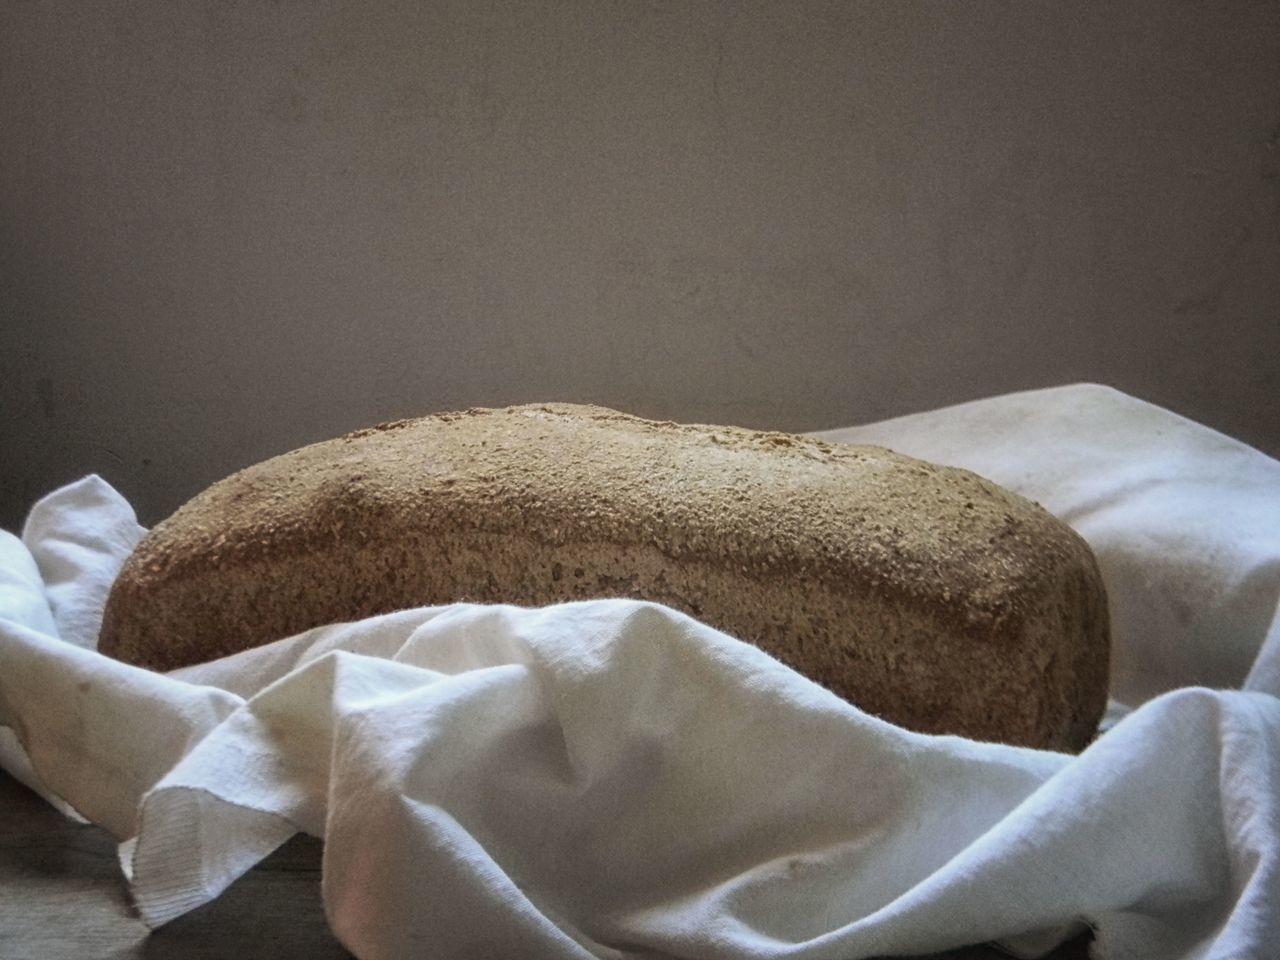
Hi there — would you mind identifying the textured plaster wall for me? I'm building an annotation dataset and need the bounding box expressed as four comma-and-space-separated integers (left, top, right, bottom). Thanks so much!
2, 1, 1278, 529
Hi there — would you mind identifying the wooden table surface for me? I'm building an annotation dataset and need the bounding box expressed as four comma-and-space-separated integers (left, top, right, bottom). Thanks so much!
0, 769, 1091, 960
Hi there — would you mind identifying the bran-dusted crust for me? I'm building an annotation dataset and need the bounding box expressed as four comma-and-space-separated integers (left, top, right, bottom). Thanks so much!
98, 403, 1109, 750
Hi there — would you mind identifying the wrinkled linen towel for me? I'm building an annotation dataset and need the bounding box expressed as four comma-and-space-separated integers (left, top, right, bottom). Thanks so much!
1, 383, 1278, 960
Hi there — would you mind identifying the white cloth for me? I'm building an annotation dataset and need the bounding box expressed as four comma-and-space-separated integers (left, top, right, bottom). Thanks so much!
1, 384, 1277, 959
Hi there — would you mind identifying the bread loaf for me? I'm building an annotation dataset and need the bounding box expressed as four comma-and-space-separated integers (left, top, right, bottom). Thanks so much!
98, 403, 1109, 750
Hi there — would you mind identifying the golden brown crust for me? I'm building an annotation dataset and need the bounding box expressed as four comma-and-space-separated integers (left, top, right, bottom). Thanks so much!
98, 403, 1110, 750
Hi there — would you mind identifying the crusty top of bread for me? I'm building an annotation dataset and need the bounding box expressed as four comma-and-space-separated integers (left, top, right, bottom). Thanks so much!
123, 402, 1085, 636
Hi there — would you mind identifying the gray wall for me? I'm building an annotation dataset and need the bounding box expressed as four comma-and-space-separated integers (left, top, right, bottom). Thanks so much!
3, 1, 1278, 530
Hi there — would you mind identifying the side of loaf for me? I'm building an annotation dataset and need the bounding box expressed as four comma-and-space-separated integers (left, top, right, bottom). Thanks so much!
98, 402, 1109, 750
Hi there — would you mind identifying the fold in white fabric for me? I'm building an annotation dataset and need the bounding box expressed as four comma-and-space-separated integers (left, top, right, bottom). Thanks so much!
2, 384, 1278, 959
